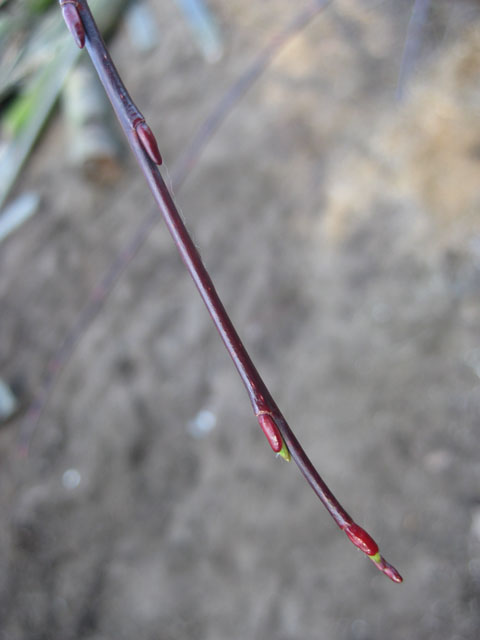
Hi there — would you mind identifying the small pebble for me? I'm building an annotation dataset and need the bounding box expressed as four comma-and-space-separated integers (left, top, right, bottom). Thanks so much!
187, 409, 217, 438
62, 469, 81, 490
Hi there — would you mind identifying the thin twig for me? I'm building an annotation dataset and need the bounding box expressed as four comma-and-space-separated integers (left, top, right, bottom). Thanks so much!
27, 0, 403, 582
20, 0, 331, 454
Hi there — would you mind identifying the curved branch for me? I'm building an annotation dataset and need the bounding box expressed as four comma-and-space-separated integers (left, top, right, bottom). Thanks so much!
22, 0, 402, 583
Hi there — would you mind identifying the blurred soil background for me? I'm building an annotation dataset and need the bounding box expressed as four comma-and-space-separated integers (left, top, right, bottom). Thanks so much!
1, 0, 480, 638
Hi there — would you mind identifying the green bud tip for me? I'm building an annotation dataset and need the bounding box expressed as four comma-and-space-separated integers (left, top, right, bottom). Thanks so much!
368, 551, 382, 564
277, 440, 291, 462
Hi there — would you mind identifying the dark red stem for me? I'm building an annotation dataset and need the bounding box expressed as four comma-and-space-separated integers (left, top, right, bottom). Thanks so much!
32, 0, 404, 582
66, 0, 353, 516
20, 0, 331, 450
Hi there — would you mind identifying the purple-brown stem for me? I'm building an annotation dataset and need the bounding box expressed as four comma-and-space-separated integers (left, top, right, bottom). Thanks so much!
35, 0, 404, 582
20, 0, 331, 452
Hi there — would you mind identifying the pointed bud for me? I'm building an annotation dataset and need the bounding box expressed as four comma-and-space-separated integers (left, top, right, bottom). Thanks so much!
61, 3, 85, 49
136, 122, 163, 165
368, 550, 403, 583
383, 563, 403, 583
343, 523, 402, 582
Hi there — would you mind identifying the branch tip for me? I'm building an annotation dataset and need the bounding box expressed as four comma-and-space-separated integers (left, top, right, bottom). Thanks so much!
368, 552, 403, 584
344, 523, 403, 583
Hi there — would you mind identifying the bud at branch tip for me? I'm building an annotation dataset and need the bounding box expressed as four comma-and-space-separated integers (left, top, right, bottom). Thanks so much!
343, 523, 403, 583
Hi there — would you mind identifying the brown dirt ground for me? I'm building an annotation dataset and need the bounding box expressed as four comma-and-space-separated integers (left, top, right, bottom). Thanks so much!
2, 1, 480, 638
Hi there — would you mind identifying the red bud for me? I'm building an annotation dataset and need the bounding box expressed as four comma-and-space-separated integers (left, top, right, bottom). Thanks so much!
257, 414, 283, 453
61, 3, 85, 49
344, 523, 379, 556
136, 122, 163, 165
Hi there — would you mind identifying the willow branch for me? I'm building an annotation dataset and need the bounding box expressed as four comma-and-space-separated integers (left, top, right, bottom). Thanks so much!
20, 0, 330, 454
28, 0, 403, 583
